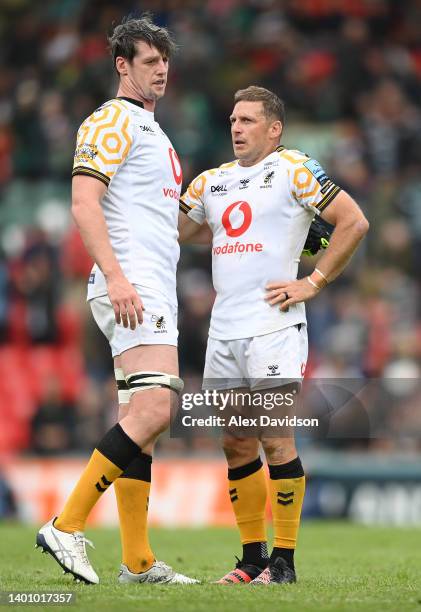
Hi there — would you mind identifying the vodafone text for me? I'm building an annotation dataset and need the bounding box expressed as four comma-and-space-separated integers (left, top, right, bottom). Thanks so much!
213, 241, 263, 256
163, 187, 180, 200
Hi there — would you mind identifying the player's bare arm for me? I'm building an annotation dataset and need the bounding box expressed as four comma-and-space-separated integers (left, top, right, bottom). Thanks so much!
266, 191, 369, 311
72, 174, 144, 329
178, 211, 212, 244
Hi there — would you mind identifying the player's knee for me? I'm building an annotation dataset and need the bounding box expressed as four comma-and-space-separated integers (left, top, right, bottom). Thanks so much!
261, 437, 297, 464
129, 389, 171, 435
150, 402, 171, 435
222, 435, 258, 465
148, 414, 170, 437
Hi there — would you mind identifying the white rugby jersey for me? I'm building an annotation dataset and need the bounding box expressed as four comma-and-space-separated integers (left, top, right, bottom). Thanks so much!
180, 147, 341, 340
72, 97, 182, 306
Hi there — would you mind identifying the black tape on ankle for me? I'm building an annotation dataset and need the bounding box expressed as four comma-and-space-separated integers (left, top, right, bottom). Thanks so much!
268, 456, 304, 480
120, 453, 152, 482
270, 547, 295, 568
243, 541, 269, 565
228, 457, 263, 481
96, 423, 141, 471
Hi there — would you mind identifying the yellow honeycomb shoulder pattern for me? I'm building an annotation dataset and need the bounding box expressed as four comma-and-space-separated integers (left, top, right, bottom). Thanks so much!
279, 147, 340, 211
72, 100, 132, 187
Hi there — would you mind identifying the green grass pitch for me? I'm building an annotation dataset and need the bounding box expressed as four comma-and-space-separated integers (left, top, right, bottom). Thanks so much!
1, 522, 419, 611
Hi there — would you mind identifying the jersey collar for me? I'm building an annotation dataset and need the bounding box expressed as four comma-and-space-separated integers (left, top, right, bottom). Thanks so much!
115, 97, 145, 109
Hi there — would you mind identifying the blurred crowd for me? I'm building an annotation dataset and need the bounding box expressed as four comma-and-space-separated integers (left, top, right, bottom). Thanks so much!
0, 0, 420, 457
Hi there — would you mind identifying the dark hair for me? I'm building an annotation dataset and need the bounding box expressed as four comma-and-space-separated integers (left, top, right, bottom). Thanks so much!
234, 86, 285, 124
108, 14, 177, 69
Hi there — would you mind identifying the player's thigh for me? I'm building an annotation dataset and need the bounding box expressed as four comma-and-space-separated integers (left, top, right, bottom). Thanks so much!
90, 287, 178, 360
245, 327, 305, 444
119, 343, 179, 378
246, 325, 308, 390
120, 344, 179, 431
91, 286, 179, 413
203, 337, 248, 390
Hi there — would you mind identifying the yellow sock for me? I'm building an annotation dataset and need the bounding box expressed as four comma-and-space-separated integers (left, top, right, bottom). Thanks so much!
268, 457, 305, 550
228, 457, 268, 545
55, 424, 141, 533
115, 454, 155, 573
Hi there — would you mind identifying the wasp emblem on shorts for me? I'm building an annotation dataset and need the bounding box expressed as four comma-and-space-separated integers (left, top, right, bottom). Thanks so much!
151, 315, 166, 332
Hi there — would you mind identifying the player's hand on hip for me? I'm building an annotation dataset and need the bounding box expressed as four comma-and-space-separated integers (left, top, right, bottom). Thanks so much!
265, 278, 320, 312
106, 273, 145, 329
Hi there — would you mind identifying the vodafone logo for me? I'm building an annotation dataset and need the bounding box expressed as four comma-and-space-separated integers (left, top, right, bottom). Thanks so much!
222, 201, 252, 237
163, 187, 180, 200
168, 148, 182, 185
215, 200, 262, 257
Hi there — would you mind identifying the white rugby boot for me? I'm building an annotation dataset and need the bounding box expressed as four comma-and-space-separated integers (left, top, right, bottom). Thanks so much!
118, 560, 199, 584
35, 518, 99, 584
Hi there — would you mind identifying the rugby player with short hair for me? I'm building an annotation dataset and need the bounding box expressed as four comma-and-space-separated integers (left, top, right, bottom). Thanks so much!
36, 16, 197, 585
179, 86, 369, 585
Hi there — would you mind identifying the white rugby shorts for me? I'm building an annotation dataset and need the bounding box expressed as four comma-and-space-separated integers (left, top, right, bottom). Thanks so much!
90, 286, 178, 357
203, 324, 308, 391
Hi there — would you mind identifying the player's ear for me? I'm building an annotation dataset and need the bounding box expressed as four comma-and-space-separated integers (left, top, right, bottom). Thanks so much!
115, 56, 129, 76
270, 120, 282, 140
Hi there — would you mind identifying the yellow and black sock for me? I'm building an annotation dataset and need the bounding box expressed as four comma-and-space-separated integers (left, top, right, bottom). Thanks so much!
115, 453, 155, 573
228, 457, 269, 566
55, 424, 141, 533
268, 456, 305, 569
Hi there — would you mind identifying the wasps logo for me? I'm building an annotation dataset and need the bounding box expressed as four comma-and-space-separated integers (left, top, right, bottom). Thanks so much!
151, 315, 166, 330
264, 171, 275, 184
260, 170, 275, 189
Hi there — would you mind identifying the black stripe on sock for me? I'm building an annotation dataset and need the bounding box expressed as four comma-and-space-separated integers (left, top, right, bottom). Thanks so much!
120, 453, 152, 482
228, 457, 263, 481
268, 456, 304, 480
96, 423, 141, 471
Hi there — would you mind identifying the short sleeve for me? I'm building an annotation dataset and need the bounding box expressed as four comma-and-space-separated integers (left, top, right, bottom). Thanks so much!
72, 101, 133, 187
180, 172, 207, 225
283, 150, 341, 214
